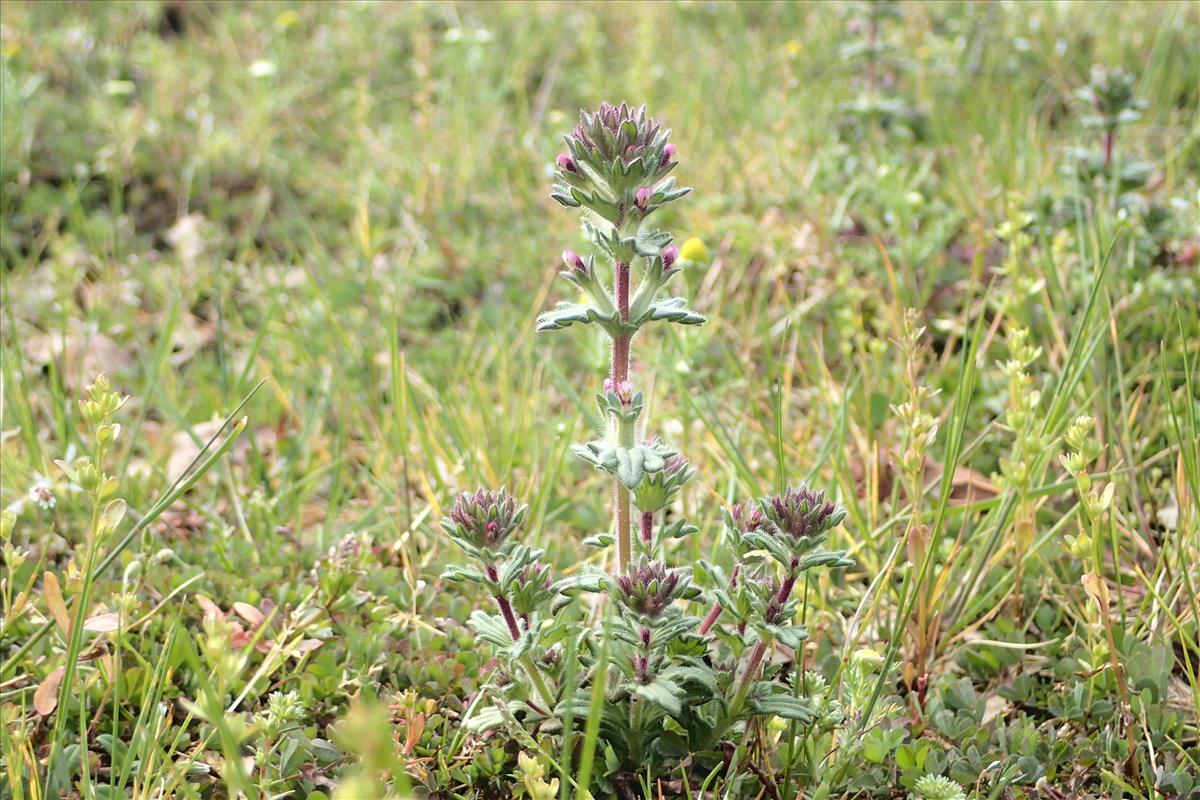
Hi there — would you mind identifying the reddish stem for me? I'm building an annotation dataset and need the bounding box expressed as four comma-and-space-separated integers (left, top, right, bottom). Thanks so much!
612, 338, 629, 383
699, 565, 740, 635
611, 261, 631, 383
766, 570, 799, 624
495, 595, 522, 641
776, 573, 798, 605
699, 602, 724, 635
485, 564, 521, 641
1103, 129, 1114, 169
742, 642, 769, 685
641, 511, 653, 544
612, 261, 632, 572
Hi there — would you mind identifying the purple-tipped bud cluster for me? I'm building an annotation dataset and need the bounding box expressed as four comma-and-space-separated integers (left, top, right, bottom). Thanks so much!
570, 102, 664, 166
661, 246, 679, 270
442, 487, 527, 553
615, 558, 688, 618
551, 102, 687, 220
761, 486, 843, 540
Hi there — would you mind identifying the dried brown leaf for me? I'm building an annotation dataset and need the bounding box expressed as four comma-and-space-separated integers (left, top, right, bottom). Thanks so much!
232, 602, 265, 627
34, 666, 65, 716
83, 612, 121, 633
194, 593, 224, 620
1082, 571, 1110, 610
43, 572, 71, 635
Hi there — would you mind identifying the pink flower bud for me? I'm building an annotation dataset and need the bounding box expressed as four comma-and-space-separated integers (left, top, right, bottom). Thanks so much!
635, 187, 652, 211
661, 246, 679, 269
660, 143, 676, 166
556, 153, 576, 173
605, 378, 634, 404
562, 249, 586, 273
616, 380, 634, 404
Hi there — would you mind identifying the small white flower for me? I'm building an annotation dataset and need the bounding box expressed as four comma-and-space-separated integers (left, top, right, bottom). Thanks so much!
248, 59, 277, 78
30, 476, 56, 511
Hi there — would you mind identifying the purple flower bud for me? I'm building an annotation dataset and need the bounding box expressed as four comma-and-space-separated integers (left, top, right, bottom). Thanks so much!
562, 249, 586, 273
661, 246, 679, 269
556, 153, 576, 173
729, 502, 766, 534
660, 143, 676, 166
663, 452, 687, 475
635, 187, 652, 211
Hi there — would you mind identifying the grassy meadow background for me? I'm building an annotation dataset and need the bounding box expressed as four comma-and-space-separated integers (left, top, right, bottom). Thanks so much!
1, 1, 1199, 798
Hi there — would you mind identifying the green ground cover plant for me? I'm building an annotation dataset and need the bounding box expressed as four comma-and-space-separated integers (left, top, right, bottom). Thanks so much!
1, 2, 1198, 798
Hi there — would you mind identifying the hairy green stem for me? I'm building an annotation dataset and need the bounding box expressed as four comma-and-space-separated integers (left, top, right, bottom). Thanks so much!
520, 652, 557, 713
730, 639, 770, 718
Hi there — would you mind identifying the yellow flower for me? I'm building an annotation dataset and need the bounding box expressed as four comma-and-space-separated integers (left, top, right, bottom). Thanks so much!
679, 237, 709, 263
274, 9, 300, 29
517, 752, 559, 800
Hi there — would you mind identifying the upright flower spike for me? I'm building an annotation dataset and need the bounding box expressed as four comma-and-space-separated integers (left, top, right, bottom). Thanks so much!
1072, 64, 1147, 173
444, 99, 861, 779
540, 104, 703, 573
439, 488, 557, 710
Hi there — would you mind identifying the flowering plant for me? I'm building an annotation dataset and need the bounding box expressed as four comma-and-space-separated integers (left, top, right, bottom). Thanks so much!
441, 103, 856, 796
